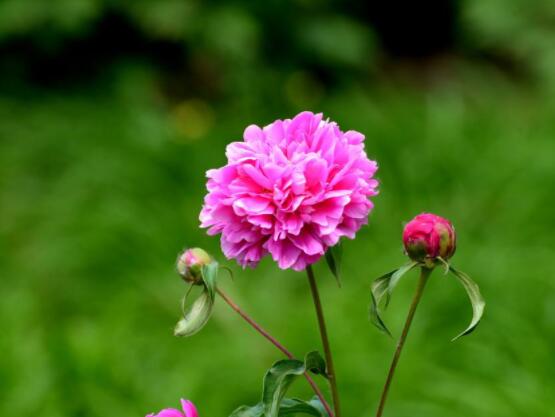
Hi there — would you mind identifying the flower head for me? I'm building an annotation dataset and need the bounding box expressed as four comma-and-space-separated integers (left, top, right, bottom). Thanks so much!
403, 213, 456, 264
147, 399, 199, 417
177, 248, 212, 284
200, 111, 378, 271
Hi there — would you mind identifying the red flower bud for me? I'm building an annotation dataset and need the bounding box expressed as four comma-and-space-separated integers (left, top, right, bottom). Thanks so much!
176, 248, 212, 284
402, 213, 456, 264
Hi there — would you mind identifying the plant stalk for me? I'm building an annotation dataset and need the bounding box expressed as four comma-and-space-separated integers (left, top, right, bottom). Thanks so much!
216, 287, 334, 417
375, 266, 432, 417
306, 265, 342, 417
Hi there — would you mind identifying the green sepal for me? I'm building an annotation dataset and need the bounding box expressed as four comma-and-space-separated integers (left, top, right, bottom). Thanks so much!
450, 266, 486, 341
325, 242, 343, 287
174, 260, 219, 337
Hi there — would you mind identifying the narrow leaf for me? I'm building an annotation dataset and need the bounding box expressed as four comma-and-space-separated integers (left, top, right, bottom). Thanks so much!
369, 269, 397, 335
325, 243, 343, 287
450, 266, 486, 341
387, 261, 418, 303
304, 351, 327, 378
201, 261, 219, 299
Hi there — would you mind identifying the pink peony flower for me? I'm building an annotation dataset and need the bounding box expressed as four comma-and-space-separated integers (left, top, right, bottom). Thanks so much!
146, 399, 199, 417
200, 111, 378, 271
402, 213, 456, 263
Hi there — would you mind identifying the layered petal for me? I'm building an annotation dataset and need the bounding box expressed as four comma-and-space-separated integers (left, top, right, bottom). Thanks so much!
200, 111, 379, 270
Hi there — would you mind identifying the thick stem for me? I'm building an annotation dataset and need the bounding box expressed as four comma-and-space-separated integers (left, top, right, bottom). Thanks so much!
216, 287, 334, 417
375, 267, 432, 417
306, 265, 342, 417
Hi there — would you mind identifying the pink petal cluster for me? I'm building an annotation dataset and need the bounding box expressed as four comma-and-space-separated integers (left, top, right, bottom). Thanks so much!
402, 213, 456, 262
200, 111, 378, 271
146, 399, 198, 417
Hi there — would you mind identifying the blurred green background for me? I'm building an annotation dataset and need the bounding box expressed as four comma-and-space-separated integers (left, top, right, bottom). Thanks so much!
1, 1, 555, 416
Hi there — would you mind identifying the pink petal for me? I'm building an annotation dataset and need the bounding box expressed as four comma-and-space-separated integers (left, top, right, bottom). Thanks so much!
181, 400, 199, 417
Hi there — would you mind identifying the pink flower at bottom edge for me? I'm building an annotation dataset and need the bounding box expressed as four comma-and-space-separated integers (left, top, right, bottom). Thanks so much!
146, 399, 199, 417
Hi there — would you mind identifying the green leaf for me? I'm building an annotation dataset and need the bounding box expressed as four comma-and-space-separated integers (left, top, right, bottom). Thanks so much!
369, 269, 396, 335
229, 404, 264, 417
325, 243, 343, 287
262, 359, 306, 417
450, 266, 486, 341
278, 398, 327, 416
369, 262, 418, 335
201, 261, 219, 298
387, 261, 418, 303
230, 398, 326, 417
230, 353, 327, 417
174, 261, 219, 337
304, 351, 327, 378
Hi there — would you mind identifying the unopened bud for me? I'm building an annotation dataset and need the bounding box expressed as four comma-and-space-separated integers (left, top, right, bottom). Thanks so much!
177, 248, 212, 284
403, 213, 456, 266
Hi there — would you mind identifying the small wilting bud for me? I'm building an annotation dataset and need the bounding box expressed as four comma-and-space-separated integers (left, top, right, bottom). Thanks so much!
177, 248, 212, 284
403, 213, 456, 266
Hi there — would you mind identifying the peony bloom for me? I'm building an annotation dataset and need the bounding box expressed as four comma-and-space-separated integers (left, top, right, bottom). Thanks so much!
402, 213, 456, 263
177, 248, 212, 284
146, 399, 199, 417
200, 111, 378, 270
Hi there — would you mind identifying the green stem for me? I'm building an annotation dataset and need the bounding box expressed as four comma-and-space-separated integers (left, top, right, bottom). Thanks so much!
216, 287, 334, 417
306, 265, 342, 417
375, 266, 432, 417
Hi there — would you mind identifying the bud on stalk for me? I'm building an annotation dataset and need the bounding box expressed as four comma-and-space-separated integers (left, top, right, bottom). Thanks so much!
176, 248, 212, 284
402, 213, 456, 267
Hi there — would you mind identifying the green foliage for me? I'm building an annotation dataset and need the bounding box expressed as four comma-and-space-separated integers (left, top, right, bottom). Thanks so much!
450, 267, 486, 341
230, 353, 327, 417
369, 262, 418, 336
174, 261, 219, 337
324, 243, 343, 287
1, 2, 555, 417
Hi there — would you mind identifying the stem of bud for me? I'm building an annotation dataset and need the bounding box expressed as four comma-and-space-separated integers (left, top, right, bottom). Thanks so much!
375, 266, 432, 417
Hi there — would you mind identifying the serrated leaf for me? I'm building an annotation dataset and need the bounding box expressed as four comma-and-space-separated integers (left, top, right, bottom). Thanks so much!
369, 269, 397, 335
304, 351, 327, 378
174, 261, 219, 337
325, 243, 343, 287
450, 266, 486, 341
